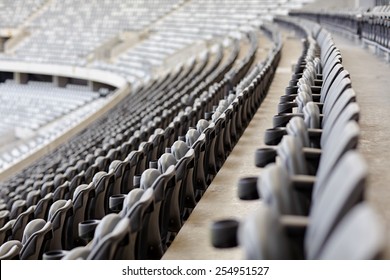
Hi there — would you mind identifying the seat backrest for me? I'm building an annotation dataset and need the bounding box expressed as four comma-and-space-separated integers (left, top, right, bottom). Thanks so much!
124, 150, 144, 193
12, 205, 35, 241
314, 121, 360, 200
0, 240, 22, 260
88, 216, 131, 260
61, 246, 90, 260
157, 165, 176, 245
34, 193, 54, 220
127, 188, 154, 260
10, 200, 27, 220
321, 74, 351, 106
26, 190, 41, 208
140, 168, 167, 259
20, 219, 53, 260
303, 101, 321, 129
0, 219, 15, 244
109, 160, 126, 197
238, 203, 292, 260
305, 151, 367, 260
286, 117, 311, 148
90, 171, 113, 219
70, 183, 95, 247
0, 210, 9, 228
67, 171, 85, 200
318, 203, 386, 260
53, 181, 70, 201
90, 214, 122, 249
191, 133, 207, 192
47, 200, 73, 251
321, 89, 358, 142
120, 188, 144, 218
322, 75, 352, 118
258, 163, 304, 215
277, 135, 308, 175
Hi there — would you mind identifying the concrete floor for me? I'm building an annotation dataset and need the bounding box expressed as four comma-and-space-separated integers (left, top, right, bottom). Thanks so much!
164, 26, 390, 259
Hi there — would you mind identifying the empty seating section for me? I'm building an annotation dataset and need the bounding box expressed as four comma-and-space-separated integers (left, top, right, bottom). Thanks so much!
0, 0, 387, 261
210, 17, 387, 259
0, 0, 184, 66
0, 11, 285, 258
0, 0, 46, 28
0, 81, 106, 172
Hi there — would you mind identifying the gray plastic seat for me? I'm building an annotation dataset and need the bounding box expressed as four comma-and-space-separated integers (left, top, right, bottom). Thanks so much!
89, 171, 114, 219
0, 210, 10, 228
53, 181, 70, 201
69, 183, 95, 247
0, 240, 23, 260
87, 215, 131, 260
158, 153, 181, 234
250, 151, 368, 259
9, 200, 27, 220
20, 219, 53, 260
34, 193, 54, 220
46, 200, 73, 251
238, 203, 292, 259
304, 151, 367, 259
119, 189, 145, 218
277, 135, 308, 176
12, 205, 35, 241
59, 213, 124, 260
109, 160, 128, 195
259, 163, 304, 216
318, 203, 386, 260
0, 219, 15, 244
61, 246, 90, 260
139, 168, 164, 259
125, 188, 154, 259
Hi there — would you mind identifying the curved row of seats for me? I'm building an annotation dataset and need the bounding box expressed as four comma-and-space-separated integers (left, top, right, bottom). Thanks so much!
0, 24, 281, 259
210, 17, 386, 260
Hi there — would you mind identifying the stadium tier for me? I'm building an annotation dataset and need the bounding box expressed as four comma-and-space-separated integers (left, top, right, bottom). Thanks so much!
0, 0, 389, 260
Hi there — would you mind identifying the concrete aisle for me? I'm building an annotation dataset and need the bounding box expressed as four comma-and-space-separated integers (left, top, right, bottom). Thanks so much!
163, 29, 302, 260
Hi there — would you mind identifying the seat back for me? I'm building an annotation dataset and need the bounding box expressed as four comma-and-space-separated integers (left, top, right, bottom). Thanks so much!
70, 183, 95, 247
20, 219, 53, 260
318, 203, 386, 260
305, 151, 367, 260
127, 188, 154, 260
90, 172, 112, 219
47, 200, 73, 250
34, 193, 54, 220
314, 121, 360, 200
87, 214, 131, 260
258, 163, 304, 215
12, 205, 35, 241
0, 240, 22, 260
238, 203, 292, 259
277, 135, 308, 175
